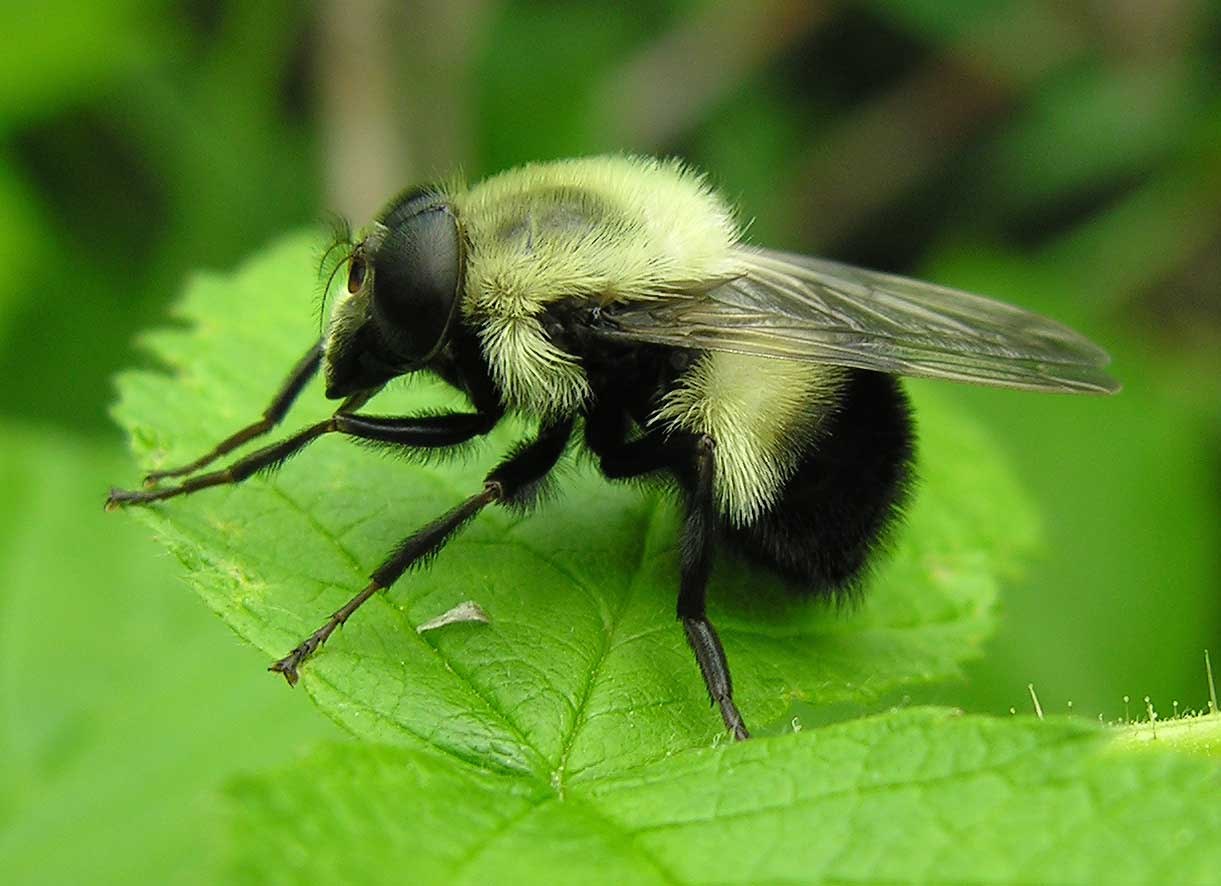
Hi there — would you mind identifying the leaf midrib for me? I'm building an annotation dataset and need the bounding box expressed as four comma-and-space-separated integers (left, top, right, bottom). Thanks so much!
142, 476, 557, 776
549, 496, 667, 795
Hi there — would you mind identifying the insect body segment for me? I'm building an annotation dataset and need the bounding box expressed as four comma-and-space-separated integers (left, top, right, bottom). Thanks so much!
109, 155, 1117, 741
454, 156, 744, 419
654, 351, 850, 525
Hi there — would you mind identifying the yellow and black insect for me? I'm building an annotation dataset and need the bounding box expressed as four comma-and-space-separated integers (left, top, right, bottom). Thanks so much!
108, 155, 1118, 740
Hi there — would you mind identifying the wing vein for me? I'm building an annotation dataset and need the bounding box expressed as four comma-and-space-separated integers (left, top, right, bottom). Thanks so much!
599, 246, 1119, 395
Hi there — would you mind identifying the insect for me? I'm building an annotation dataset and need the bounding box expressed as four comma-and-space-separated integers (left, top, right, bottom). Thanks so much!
108, 155, 1118, 740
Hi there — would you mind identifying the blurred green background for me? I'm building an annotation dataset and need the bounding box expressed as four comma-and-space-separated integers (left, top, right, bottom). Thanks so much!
2, 1, 1218, 881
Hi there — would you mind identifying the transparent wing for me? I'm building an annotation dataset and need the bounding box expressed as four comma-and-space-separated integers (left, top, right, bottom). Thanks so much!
599, 246, 1119, 394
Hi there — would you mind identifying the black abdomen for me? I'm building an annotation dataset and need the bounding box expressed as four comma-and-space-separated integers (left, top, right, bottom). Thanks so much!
725, 370, 915, 596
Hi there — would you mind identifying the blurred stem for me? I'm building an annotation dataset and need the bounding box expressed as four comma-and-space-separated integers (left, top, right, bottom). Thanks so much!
392, 0, 489, 180
793, 2, 1088, 250
317, 0, 408, 221
594, 0, 830, 151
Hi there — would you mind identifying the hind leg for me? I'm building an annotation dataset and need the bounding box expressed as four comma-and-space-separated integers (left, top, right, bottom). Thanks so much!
588, 414, 748, 740
678, 435, 749, 739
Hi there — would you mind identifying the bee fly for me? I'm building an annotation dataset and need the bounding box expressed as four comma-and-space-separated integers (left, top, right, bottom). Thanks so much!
109, 156, 1118, 739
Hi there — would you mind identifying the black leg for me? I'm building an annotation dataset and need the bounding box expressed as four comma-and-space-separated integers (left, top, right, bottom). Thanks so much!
270, 419, 573, 683
678, 436, 749, 740
144, 340, 325, 486
587, 410, 749, 740
331, 410, 500, 448
105, 407, 503, 509
270, 485, 498, 684
596, 432, 685, 479
585, 403, 688, 480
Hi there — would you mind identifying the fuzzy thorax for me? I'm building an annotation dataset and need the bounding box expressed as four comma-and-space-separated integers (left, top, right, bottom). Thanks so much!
452, 156, 746, 418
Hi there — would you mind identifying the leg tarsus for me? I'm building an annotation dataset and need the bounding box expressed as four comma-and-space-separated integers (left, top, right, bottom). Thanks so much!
107, 420, 333, 508
269, 579, 385, 684
684, 617, 750, 740
143, 417, 273, 487
677, 434, 751, 740
143, 340, 324, 485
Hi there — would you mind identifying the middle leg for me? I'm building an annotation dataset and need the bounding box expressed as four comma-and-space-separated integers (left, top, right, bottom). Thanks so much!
270, 418, 573, 684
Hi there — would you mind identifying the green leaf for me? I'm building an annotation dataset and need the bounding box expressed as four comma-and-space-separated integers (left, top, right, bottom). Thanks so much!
1112, 710, 1221, 759
111, 231, 1035, 780
923, 245, 1221, 720
0, 425, 342, 886
229, 708, 1221, 884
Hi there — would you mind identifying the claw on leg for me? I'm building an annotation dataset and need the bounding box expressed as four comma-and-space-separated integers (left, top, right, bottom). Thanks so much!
268, 580, 384, 686
269, 643, 315, 686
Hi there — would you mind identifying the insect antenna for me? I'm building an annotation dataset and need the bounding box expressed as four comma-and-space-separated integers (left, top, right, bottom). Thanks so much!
315, 213, 354, 334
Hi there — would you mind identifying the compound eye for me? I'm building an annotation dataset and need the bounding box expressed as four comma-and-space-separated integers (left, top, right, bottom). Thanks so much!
347, 253, 367, 293
371, 206, 464, 365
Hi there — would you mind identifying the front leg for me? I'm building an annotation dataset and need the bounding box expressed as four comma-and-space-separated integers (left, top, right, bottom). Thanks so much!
106, 406, 503, 509
143, 339, 325, 486
271, 418, 574, 683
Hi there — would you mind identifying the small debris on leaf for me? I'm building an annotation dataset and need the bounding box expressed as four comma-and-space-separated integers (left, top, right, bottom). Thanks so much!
416, 601, 491, 633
